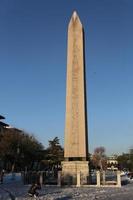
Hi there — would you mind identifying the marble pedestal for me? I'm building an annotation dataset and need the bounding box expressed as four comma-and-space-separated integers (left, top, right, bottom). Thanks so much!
61, 161, 89, 185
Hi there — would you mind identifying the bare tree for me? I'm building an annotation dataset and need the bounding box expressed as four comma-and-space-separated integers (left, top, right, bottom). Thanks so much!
92, 146, 107, 170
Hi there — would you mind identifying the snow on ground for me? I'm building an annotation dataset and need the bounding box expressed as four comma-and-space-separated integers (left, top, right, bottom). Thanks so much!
0, 174, 133, 200
1, 182, 133, 200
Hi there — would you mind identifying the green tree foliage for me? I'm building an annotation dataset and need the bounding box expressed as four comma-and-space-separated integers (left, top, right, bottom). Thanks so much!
129, 148, 133, 171
46, 137, 63, 166
117, 153, 129, 170
117, 149, 133, 171
0, 128, 44, 171
0, 127, 64, 171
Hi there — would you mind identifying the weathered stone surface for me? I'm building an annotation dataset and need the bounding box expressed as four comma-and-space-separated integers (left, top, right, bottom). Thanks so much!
64, 11, 88, 159
62, 11, 89, 185
62, 161, 89, 185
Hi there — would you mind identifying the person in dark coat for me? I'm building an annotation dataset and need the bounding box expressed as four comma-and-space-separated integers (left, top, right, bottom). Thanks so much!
28, 182, 41, 198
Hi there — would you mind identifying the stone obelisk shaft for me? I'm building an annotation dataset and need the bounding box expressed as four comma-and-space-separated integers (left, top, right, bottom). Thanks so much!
64, 12, 88, 160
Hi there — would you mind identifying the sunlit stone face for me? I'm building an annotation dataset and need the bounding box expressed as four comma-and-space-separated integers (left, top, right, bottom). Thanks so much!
64, 11, 88, 159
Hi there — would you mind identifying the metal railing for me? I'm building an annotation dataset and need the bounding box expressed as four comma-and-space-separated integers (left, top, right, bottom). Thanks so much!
22, 170, 58, 185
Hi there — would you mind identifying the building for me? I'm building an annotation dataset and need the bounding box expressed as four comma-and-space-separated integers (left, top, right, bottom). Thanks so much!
107, 155, 118, 170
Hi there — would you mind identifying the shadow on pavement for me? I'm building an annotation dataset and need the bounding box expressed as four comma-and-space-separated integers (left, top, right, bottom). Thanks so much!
0, 186, 16, 200
55, 196, 72, 200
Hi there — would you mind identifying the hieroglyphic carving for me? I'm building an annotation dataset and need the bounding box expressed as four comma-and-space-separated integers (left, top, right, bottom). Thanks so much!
64, 11, 88, 158
71, 29, 80, 154
62, 11, 89, 185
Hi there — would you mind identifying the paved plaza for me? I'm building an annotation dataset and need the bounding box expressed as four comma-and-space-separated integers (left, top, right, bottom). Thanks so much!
0, 178, 133, 200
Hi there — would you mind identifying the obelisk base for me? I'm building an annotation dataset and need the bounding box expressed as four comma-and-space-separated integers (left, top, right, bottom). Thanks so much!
61, 161, 89, 185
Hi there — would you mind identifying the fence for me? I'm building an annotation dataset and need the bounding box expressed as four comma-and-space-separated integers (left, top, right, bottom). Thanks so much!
22, 170, 58, 185
22, 170, 122, 187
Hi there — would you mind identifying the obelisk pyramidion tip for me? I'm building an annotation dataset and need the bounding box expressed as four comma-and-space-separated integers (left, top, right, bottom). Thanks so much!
73, 11, 77, 20
68, 11, 82, 28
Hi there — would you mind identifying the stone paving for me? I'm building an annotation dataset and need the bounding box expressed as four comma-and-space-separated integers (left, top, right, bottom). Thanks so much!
0, 182, 133, 200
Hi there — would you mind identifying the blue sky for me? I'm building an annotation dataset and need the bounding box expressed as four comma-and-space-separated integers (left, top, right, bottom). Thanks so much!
0, 0, 133, 155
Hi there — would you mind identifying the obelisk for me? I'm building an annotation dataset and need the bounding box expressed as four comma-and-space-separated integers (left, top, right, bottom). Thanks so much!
62, 11, 89, 185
